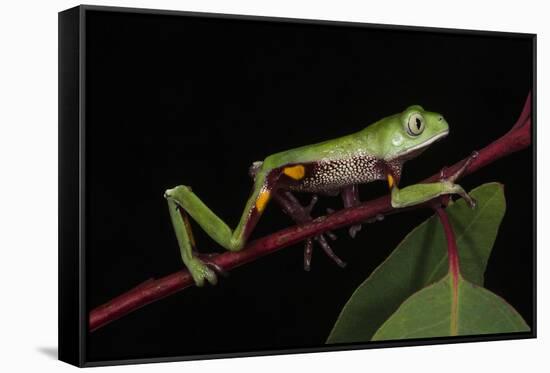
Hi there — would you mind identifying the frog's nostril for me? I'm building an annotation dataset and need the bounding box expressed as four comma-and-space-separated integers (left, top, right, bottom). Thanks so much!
438, 116, 443, 121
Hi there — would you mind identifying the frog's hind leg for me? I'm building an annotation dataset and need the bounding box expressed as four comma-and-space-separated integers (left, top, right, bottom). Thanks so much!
273, 190, 346, 271
249, 161, 345, 270
165, 167, 280, 286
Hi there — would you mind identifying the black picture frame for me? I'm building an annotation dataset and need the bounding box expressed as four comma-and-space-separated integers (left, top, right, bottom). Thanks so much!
59, 5, 536, 367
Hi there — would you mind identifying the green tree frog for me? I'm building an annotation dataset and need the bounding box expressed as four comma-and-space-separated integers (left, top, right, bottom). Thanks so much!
164, 105, 475, 286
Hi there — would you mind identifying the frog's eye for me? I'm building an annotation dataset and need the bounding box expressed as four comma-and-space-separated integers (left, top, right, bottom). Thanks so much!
407, 113, 425, 136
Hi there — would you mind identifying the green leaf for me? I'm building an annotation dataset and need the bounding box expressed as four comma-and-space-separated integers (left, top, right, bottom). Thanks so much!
327, 183, 505, 344
371, 274, 530, 340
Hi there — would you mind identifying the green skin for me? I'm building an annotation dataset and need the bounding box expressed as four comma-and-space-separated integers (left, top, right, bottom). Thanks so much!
165, 105, 475, 286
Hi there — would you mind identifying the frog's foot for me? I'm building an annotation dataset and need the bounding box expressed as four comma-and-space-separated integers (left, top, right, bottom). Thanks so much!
274, 192, 345, 271
450, 182, 477, 209
438, 152, 478, 209
193, 251, 229, 278
303, 234, 346, 271
315, 235, 346, 268
303, 196, 345, 270
436, 178, 476, 209
187, 257, 218, 287
307, 197, 335, 239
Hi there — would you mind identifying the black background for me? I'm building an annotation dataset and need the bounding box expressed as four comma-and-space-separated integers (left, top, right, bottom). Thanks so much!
85, 9, 534, 362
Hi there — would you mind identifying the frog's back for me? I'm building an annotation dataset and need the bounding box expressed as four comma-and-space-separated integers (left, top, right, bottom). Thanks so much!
262, 132, 365, 170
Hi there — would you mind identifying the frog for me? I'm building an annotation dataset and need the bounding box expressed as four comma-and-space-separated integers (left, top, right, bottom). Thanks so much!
164, 105, 476, 286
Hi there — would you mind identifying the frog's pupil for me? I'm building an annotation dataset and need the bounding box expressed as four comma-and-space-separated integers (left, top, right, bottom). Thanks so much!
415, 118, 422, 130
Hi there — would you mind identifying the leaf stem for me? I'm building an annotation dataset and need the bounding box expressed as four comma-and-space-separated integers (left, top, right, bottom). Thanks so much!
435, 207, 460, 280
434, 207, 460, 335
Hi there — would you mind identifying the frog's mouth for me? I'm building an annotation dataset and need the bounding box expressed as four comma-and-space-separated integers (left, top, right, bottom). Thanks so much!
398, 130, 449, 160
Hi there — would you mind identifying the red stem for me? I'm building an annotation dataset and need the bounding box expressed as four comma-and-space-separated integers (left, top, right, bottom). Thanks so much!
435, 207, 460, 279
434, 206, 460, 336
89, 93, 532, 332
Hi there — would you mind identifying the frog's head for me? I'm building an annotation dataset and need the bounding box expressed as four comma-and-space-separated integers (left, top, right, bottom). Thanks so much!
378, 105, 449, 161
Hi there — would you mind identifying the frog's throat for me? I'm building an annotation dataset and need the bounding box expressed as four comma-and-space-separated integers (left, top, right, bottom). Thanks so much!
398, 130, 449, 158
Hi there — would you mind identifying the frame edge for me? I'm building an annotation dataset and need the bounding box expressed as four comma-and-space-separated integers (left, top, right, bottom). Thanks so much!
58, 5, 84, 367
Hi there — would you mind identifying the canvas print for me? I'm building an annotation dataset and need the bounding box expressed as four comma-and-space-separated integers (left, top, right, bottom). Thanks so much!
59, 5, 535, 366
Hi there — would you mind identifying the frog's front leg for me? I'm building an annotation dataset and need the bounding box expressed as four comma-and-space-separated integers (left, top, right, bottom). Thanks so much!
389, 152, 478, 209
164, 169, 280, 286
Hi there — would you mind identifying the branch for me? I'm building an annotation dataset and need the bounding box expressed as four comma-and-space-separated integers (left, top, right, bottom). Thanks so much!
90, 93, 532, 332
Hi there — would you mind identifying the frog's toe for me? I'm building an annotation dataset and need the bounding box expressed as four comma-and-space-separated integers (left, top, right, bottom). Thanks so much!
302, 234, 346, 271
188, 258, 218, 287
316, 234, 346, 268
203, 267, 218, 285
303, 238, 314, 271
349, 224, 362, 239
466, 196, 477, 209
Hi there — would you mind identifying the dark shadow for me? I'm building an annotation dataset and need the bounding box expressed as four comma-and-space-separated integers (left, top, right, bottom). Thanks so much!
37, 346, 58, 360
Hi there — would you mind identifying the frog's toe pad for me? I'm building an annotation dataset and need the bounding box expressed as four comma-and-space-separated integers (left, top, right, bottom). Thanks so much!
189, 258, 218, 287
349, 224, 362, 239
